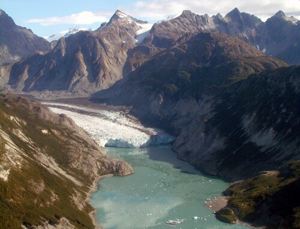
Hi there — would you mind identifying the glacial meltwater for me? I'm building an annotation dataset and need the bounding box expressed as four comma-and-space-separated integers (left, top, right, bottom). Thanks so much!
91, 147, 247, 229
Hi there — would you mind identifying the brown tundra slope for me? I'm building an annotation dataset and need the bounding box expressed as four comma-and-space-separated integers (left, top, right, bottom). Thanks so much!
0, 94, 133, 229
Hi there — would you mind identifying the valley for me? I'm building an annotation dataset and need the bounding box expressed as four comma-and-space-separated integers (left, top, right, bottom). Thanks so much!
1, 3, 300, 229
44, 100, 247, 229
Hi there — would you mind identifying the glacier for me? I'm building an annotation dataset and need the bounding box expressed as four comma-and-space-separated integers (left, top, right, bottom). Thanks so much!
43, 102, 174, 148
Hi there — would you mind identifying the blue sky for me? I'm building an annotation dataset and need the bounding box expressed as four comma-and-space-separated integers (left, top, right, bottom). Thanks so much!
2, 0, 300, 38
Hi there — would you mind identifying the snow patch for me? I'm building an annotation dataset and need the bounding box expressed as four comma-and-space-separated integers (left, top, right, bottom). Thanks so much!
115, 11, 134, 23
285, 16, 299, 25
41, 129, 49, 134
45, 27, 89, 42
158, 14, 181, 23
135, 22, 153, 44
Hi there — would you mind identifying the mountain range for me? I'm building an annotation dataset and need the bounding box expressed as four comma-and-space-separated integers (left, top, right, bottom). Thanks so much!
1, 7, 300, 229
1, 8, 300, 95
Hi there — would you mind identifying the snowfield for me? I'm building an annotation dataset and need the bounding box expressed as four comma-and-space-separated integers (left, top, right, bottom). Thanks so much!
43, 102, 174, 148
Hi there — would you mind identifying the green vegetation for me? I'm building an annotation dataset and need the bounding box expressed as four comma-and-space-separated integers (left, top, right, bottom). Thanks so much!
216, 208, 238, 223
218, 161, 300, 228
177, 71, 191, 81
165, 84, 179, 94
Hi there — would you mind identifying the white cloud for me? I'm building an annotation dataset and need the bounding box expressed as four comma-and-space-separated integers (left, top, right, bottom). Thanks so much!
27, 11, 111, 26
26, 0, 300, 28
125, 0, 300, 21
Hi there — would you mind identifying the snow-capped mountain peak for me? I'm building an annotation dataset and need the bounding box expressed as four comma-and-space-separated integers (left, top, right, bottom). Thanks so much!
45, 27, 89, 42
115, 10, 130, 19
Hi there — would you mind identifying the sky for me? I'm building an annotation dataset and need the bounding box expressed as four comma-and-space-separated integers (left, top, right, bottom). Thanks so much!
1, 0, 300, 38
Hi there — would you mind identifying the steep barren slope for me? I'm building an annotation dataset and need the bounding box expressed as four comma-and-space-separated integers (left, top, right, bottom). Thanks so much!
0, 9, 50, 65
0, 94, 132, 228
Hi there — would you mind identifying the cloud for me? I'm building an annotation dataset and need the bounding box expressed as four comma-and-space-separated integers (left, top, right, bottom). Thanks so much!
26, 0, 300, 27
27, 11, 111, 26
124, 0, 300, 21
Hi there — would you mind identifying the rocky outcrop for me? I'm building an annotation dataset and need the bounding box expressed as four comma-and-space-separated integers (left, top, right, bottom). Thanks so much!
0, 94, 133, 228
0, 9, 51, 65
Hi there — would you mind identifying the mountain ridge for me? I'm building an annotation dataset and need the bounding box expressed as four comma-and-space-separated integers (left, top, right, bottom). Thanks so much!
0, 9, 51, 66
1, 8, 300, 96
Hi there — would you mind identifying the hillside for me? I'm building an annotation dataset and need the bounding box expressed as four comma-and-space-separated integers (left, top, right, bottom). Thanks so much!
0, 94, 133, 228
2, 9, 300, 97
217, 161, 300, 228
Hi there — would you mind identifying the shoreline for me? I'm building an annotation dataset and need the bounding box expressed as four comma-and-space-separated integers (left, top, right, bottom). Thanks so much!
205, 196, 266, 229
205, 196, 229, 212
86, 174, 113, 229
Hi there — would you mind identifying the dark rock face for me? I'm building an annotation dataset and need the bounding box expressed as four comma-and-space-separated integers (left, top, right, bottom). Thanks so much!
7, 11, 147, 94
174, 65, 300, 179
0, 9, 51, 65
265, 11, 300, 65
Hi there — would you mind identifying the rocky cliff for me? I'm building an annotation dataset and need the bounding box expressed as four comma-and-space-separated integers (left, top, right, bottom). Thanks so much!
0, 9, 51, 66
0, 94, 133, 228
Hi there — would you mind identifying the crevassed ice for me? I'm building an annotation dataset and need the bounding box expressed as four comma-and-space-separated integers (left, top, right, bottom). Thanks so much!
44, 103, 174, 148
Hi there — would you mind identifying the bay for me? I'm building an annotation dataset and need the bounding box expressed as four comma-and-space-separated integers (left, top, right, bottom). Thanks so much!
91, 147, 247, 229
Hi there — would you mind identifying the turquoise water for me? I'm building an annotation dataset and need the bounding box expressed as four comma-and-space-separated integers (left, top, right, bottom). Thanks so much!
91, 147, 246, 229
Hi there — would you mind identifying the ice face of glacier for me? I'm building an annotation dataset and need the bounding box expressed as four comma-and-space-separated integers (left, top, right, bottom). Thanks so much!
43, 102, 174, 148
